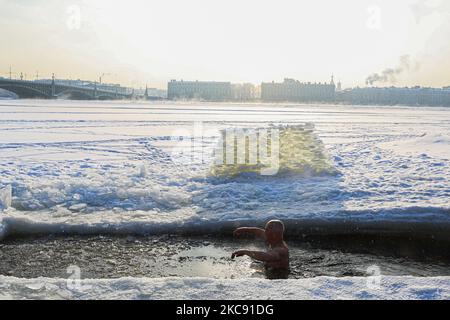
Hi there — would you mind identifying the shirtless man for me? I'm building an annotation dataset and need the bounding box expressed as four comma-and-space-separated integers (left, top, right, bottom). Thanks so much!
231, 220, 289, 271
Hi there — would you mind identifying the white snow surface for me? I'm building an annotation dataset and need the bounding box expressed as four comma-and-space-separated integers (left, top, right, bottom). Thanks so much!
380, 133, 450, 159
0, 275, 448, 300
0, 100, 450, 238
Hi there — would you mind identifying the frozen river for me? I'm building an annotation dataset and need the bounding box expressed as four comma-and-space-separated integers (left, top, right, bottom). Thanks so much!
0, 100, 449, 239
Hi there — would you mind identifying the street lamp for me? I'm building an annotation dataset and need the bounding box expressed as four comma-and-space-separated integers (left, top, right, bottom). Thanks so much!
99, 73, 115, 84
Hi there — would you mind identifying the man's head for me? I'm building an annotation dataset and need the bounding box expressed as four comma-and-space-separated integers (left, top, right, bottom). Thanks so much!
265, 220, 285, 243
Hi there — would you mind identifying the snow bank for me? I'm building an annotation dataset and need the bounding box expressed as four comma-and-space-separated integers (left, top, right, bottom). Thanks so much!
0, 275, 448, 300
0, 217, 4, 240
0, 186, 12, 240
1, 206, 450, 240
0, 185, 12, 210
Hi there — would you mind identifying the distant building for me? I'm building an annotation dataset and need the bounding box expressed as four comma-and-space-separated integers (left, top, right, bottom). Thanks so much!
168, 80, 232, 101
147, 88, 167, 99
139, 86, 167, 99
261, 77, 336, 102
231, 83, 258, 101
338, 87, 450, 107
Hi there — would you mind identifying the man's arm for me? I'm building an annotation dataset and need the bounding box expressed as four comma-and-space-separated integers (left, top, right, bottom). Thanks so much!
233, 227, 266, 240
231, 249, 280, 262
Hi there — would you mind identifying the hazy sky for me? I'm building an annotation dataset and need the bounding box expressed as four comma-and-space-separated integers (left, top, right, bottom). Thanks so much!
0, 0, 449, 89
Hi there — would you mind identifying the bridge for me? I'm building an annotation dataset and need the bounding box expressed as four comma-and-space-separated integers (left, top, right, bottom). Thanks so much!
0, 77, 132, 100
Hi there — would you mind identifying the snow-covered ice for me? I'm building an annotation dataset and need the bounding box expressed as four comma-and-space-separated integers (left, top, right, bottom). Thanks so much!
380, 133, 450, 160
0, 100, 449, 239
0, 275, 448, 300
1, 100, 449, 300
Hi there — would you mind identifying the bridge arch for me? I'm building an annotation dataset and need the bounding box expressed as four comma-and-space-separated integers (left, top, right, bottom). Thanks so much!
0, 88, 19, 99
96, 94, 118, 100
0, 84, 50, 99
55, 89, 94, 100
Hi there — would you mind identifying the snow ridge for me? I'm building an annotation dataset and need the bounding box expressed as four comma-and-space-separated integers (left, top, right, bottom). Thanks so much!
0, 275, 448, 300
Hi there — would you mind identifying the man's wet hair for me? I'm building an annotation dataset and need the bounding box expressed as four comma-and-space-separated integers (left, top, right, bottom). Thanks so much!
265, 220, 285, 233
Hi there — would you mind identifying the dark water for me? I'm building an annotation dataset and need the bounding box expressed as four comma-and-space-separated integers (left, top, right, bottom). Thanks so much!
1, 234, 449, 280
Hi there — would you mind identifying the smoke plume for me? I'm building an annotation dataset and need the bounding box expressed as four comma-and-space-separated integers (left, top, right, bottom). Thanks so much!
366, 55, 414, 86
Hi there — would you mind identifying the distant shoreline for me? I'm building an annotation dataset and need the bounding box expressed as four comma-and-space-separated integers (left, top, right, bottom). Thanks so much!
1, 97, 450, 108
